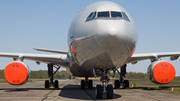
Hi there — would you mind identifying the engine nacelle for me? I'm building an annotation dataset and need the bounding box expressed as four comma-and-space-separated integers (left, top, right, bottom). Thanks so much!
4, 61, 30, 85
147, 60, 175, 84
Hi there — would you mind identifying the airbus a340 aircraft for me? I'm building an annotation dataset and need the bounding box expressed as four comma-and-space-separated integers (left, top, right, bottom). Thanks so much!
0, 1, 179, 99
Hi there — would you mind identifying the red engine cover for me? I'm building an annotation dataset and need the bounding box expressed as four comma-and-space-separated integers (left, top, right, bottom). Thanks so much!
148, 61, 176, 84
4, 61, 29, 85
153, 61, 175, 84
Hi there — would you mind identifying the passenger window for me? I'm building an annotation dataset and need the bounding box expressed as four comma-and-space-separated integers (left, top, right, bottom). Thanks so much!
122, 12, 130, 22
97, 11, 109, 17
90, 12, 96, 20
86, 12, 93, 22
111, 11, 122, 18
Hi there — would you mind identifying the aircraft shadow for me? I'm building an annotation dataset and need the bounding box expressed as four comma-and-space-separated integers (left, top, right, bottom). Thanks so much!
0, 85, 122, 100
58, 84, 121, 100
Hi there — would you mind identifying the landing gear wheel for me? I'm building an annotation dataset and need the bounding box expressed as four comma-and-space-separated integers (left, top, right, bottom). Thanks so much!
114, 80, 120, 89
47, 64, 61, 88
81, 80, 85, 89
45, 80, 49, 88
124, 80, 129, 88
54, 80, 59, 89
88, 80, 93, 89
107, 85, 113, 99
96, 85, 102, 99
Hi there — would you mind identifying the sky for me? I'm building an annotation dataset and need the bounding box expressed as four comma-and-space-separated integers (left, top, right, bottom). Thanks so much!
0, 0, 180, 76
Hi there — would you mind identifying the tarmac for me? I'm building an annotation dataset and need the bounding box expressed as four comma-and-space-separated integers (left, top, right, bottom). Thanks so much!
0, 79, 180, 101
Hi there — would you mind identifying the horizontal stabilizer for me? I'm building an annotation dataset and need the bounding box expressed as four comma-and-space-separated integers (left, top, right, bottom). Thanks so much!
34, 48, 68, 54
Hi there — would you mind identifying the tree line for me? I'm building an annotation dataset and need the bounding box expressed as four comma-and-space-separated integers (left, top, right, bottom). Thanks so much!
112, 72, 148, 79
0, 70, 148, 79
0, 70, 72, 79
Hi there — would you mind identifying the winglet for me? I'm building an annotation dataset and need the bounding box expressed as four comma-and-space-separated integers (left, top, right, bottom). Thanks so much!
33, 48, 68, 54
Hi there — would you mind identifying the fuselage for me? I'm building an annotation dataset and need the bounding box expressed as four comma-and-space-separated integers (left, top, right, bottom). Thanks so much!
67, 1, 137, 77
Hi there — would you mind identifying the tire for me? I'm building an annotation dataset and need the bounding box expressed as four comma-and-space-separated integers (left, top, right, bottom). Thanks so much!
81, 80, 85, 89
96, 85, 102, 99
117, 80, 120, 88
88, 80, 93, 89
114, 80, 119, 89
45, 80, 49, 88
54, 80, 59, 89
107, 85, 113, 99
124, 80, 129, 88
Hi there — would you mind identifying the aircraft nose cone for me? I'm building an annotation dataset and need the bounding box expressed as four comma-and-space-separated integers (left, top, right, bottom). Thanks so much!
100, 21, 123, 37
94, 20, 129, 47
108, 27, 117, 36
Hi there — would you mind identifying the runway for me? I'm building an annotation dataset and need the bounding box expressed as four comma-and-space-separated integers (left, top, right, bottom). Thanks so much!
0, 79, 179, 101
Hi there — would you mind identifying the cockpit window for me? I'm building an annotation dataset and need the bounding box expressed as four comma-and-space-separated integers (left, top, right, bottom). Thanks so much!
122, 12, 130, 22
90, 12, 96, 20
86, 12, 96, 22
97, 11, 110, 17
86, 12, 93, 22
85, 11, 130, 22
111, 11, 122, 18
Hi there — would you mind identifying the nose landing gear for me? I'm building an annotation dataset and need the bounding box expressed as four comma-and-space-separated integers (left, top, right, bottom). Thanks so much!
95, 70, 113, 99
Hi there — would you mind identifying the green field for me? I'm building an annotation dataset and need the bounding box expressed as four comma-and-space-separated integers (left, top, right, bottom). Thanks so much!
0, 79, 6, 83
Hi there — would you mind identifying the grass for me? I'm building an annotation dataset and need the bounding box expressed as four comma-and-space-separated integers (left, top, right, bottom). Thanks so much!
0, 79, 6, 83
0, 78, 47, 83
114, 77, 180, 94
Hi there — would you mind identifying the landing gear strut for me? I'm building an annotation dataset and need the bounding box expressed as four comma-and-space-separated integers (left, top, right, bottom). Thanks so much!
114, 64, 129, 89
95, 70, 113, 99
45, 64, 60, 89
81, 77, 93, 89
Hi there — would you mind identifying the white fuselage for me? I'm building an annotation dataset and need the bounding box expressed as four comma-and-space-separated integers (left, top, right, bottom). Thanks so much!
67, 1, 137, 77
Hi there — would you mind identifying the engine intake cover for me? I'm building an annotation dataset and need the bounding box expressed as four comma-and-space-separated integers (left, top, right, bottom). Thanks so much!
147, 60, 175, 84
4, 61, 30, 85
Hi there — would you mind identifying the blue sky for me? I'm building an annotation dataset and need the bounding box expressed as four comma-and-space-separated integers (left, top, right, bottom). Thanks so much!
0, 0, 180, 76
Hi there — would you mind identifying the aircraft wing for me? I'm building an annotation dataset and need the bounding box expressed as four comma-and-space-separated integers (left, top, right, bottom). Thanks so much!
0, 53, 70, 68
128, 52, 180, 64
33, 48, 68, 54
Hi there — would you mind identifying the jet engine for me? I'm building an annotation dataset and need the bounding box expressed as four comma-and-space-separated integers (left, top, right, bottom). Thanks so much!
4, 61, 30, 85
147, 60, 175, 84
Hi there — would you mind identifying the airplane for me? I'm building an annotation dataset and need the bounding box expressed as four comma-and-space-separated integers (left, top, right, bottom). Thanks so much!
0, 1, 179, 99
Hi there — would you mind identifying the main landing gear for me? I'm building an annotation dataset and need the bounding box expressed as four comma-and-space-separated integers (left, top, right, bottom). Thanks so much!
114, 64, 129, 89
45, 64, 60, 89
95, 70, 113, 99
81, 77, 93, 89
